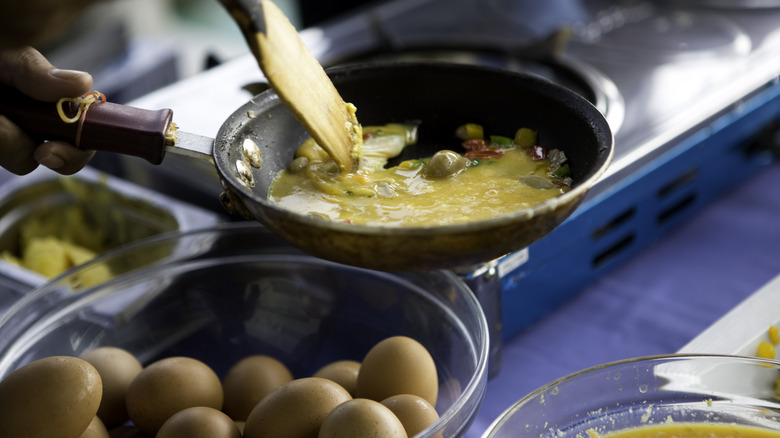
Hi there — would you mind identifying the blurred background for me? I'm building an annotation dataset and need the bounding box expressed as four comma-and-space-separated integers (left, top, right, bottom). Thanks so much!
38, 0, 370, 103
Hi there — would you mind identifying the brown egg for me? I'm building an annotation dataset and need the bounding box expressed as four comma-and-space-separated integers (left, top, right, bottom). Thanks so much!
243, 377, 352, 438
356, 336, 438, 406
79, 416, 110, 438
126, 356, 223, 435
80, 347, 143, 428
382, 394, 440, 437
156, 406, 241, 438
319, 398, 406, 438
0, 356, 102, 438
222, 355, 293, 421
313, 360, 361, 397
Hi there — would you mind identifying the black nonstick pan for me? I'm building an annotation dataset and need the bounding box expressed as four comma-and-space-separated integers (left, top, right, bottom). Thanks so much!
0, 62, 613, 271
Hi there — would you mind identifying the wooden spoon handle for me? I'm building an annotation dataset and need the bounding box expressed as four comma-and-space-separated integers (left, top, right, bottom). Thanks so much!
217, 0, 267, 56
218, 0, 359, 173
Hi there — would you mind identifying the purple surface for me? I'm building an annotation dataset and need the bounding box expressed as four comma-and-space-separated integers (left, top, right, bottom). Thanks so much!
468, 162, 780, 436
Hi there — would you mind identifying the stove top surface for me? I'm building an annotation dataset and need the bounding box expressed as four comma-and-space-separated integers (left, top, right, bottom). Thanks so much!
329, 0, 780, 192
130, 0, 780, 200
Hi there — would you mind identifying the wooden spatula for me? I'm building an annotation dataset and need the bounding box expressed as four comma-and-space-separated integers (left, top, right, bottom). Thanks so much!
219, 0, 360, 173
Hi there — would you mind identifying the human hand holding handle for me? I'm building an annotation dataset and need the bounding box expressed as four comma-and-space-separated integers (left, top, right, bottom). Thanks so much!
0, 47, 95, 175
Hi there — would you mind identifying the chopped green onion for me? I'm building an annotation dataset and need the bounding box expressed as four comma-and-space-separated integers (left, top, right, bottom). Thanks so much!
550, 163, 570, 178
490, 135, 513, 148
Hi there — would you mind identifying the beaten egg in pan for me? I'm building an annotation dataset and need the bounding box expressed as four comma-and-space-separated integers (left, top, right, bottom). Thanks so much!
268, 122, 571, 226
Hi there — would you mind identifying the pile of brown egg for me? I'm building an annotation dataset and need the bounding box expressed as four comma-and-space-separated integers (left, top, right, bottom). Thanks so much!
0, 336, 442, 438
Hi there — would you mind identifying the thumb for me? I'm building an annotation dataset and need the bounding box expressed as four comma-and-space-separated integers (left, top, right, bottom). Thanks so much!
0, 46, 93, 102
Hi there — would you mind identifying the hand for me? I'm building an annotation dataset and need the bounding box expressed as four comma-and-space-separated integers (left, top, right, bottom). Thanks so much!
0, 47, 95, 175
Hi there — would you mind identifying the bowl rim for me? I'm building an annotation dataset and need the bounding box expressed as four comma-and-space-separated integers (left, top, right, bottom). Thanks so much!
0, 221, 491, 438
481, 353, 780, 437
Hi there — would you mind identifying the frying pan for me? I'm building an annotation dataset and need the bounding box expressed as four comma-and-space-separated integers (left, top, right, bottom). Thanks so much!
0, 62, 612, 271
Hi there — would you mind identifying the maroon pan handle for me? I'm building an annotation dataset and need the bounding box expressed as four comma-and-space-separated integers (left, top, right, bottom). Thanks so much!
0, 85, 173, 164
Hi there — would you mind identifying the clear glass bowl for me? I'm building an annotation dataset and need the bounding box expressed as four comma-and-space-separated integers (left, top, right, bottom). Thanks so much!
482, 354, 780, 437
0, 222, 489, 438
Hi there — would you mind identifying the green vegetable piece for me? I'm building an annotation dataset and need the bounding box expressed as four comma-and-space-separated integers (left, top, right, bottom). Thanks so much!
455, 123, 484, 141
399, 159, 425, 170
550, 163, 570, 178
514, 127, 537, 147
490, 135, 513, 148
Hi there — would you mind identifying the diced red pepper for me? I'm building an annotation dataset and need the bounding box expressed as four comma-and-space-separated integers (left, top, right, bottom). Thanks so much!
463, 139, 504, 159
465, 149, 504, 159
462, 139, 490, 151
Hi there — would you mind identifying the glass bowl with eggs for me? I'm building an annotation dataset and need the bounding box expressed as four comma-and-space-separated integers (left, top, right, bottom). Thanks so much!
482, 354, 780, 438
0, 222, 488, 438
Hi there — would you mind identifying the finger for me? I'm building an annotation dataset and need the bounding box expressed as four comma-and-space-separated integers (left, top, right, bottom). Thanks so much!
0, 47, 92, 102
33, 141, 95, 175
0, 115, 39, 175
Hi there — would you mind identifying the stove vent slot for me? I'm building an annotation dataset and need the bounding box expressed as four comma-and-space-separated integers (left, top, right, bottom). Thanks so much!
657, 168, 698, 198
591, 208, 635, 240
656, 167, 699, 226
592, 234, 635, 268
657, 193, 697, 226
590, 206, 637, 268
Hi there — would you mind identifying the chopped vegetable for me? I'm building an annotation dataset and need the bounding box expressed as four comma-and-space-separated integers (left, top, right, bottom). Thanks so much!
398, 159, 425, 170
455, 123, 484, 141
462, 139, 504, 160
547, 149, 570, 179
550, 163, 570, 179
514, 127, 537, 147
490, 135, 514, 148
530, 145, 546, 160
462, 139, 488, 150
758, 340, 776, 359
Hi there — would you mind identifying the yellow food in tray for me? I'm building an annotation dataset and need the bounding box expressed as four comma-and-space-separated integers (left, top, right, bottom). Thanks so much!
1, 205, 112, 286
7, 236, 93, 278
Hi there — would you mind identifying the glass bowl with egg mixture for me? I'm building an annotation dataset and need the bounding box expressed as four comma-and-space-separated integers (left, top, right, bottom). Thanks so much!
0, 222, 489, 437
482, 354, 780, 437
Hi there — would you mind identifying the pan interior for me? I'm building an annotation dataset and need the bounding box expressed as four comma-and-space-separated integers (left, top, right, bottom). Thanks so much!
215, 62, 612, 228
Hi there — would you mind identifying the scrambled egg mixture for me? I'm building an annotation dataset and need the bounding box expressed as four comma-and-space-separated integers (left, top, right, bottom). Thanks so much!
597, 423, 780, 437
268, 123, 572, 226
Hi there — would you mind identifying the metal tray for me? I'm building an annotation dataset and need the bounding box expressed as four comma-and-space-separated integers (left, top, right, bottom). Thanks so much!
0, 166, 222, 307
678, 273, 780, 356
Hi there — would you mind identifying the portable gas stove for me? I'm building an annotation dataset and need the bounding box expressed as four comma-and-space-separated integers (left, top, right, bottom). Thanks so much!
115, 0, 780, 355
